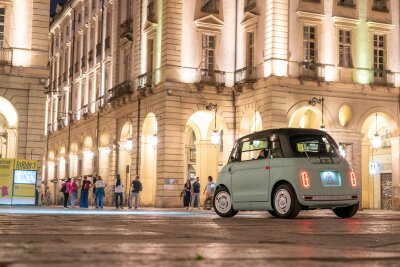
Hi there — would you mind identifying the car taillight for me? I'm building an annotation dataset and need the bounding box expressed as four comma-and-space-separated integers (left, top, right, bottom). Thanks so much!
349, 170, 357, 188
300, 171, 310, 189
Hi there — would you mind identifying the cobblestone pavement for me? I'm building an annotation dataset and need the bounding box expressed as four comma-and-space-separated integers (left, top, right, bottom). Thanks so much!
1, 207, 400, 266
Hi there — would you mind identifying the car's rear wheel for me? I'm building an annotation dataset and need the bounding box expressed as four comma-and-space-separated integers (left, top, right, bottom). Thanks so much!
213, 187, 238, 218
272, 183, 301, 219
332, 203, 359, 218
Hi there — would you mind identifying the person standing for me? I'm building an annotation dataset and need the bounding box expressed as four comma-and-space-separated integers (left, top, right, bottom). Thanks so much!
191, 177, 201, 209
62, 178, 72, 209
80, 175, 91, 208
203, 176, 215, 208
91, 173, 98, 206
114, 174, 123, 209
182, 180, 192, 209
129, 176, 142, 209
45, 186, 51, 206
95, 176, 107, 209
70, 177, 78, 208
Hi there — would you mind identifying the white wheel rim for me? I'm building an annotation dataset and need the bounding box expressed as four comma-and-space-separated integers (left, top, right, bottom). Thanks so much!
215, 191, 232, 214
274, 188, 291, 215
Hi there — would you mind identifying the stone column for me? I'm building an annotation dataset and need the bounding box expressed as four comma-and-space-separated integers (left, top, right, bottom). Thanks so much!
391, 137, 400, 210
6, 128, 17, 158
361, 140, 370, 209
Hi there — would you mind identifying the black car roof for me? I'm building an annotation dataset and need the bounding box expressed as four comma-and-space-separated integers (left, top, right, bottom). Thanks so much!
237, 128, 328, 142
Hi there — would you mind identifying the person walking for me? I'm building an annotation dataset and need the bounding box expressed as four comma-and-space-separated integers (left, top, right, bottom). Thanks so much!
62, 178, 72, 209
91, 173, 98, 206
203, 176, 215, 209
70, 177, 78, 208
182, 179, 192, 209
114, 174, 123, 209
94, 176, 107, 209
45, 186, 51, 206
80, 175, 91, 208
191, 177, 201, 209
129, 176, 142, 209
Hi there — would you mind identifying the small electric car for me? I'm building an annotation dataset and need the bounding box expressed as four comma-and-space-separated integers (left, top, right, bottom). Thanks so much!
213, 128, 359, 219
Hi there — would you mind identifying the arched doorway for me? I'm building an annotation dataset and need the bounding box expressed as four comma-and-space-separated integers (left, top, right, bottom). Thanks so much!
82, 135, 94, 175
0, 97, 18, 158
185, 110, 228, 204
119, 120, 133, 201
239, 109, 262, 137
140, 113, 158, 206
360, 112, 399, 210
289, 106, 328, 130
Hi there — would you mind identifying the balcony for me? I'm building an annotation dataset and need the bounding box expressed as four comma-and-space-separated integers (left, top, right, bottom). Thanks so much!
137, 72, 153, 91
107, 80, 134, 103
235, 66, 256, 85
201, 0, 219, 14
338, 0, 356, 8
81, 104, 89, 118
244, 0, 256, 11
372, 69, 394, 86
97, 96, 105, 111
47, 123, 52, 135
96, 43, 102, 57
372, 1, 389, 12
120, 20, 133, 40
299, 61, 325, 81
74, 61, 79, 72
196, 68, 226, 87
0, 47, 13, 65
147, 0, 156, 22
69, 67, 73, 77
57, 117, 64, 130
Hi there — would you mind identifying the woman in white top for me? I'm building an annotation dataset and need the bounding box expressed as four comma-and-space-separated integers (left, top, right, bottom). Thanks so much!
114, 174, 124, 209
94, 176, 107, 209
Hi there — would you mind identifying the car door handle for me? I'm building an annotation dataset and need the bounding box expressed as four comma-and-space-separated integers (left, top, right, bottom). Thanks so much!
229, 167, 232, 172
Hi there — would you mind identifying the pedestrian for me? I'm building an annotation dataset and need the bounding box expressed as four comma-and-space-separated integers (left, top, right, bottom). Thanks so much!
94, 176, 107, 209
91, 173, 98, 206
182, 179, 192, 209
129, 175, 142, 209
80, 175, 91, 208
114, 174, 123, 209
70, 177, 78, 208
45, 186, 51, 206
203, 175, 215, 208
191, 176, 201, 209
61, 178, 71, 209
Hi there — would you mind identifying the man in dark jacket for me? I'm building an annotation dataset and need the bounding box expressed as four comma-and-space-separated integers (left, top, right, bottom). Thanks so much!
191, 176, 201, 209
129, 175, 142, 209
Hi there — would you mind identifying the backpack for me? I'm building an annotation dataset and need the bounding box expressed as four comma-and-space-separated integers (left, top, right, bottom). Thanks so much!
83, 181, 90, 190
60, 183, 66, 193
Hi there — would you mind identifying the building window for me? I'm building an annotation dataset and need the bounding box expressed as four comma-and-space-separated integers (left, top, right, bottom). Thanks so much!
373, 34, 386, 77
202, 34, 215, 76
372, 0, 389, 12
338, 0, 355, 7
0, 7, 4, 47
303, 25, 316, 62
147, 0, 155, 22
244, 0, 256, 11
201, 0, 219, 14
246, 32, 255, 72
338, 29, 352, 68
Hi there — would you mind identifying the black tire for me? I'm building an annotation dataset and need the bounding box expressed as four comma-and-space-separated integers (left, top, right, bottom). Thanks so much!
272, 183, 301, 219
332, 203, 359, 218
267, 210, 277, 217
213, 187, 238, 218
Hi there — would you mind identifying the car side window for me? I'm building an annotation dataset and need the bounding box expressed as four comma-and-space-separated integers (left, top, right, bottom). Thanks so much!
240, 139, 268, 161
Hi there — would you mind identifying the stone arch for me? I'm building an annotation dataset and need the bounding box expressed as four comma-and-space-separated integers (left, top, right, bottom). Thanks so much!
0, 97, 18, 158
239, 109, 263, 137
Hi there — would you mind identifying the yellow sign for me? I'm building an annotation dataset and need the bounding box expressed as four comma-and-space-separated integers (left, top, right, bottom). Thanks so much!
14, 159, 38, 170
13, 184, 36, 197
0, 158, 14, 204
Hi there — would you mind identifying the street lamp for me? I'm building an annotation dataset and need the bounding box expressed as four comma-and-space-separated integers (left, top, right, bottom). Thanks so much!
370, 113, 381, 149
125, 117, 133, 152
309, 97, 325, 130
206, 103, 220, 145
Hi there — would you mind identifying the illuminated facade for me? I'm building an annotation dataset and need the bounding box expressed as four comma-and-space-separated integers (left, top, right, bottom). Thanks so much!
0, 0, 49, 172
46, 0, 400, 209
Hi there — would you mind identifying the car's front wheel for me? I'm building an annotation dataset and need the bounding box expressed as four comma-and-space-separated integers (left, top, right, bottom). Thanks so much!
272, 183, 301, 219
332, 203, 359, 218
213, 187, 238, 218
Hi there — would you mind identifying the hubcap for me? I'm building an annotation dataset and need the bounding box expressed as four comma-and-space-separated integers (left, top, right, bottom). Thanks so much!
274, 188, 291, 215
215, 191, 232, 214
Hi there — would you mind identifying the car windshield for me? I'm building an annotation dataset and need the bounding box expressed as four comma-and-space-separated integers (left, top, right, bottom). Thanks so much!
289, 134, 342, 163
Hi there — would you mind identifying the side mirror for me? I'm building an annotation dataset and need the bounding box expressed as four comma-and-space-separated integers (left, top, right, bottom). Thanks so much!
230, 156, 236, 162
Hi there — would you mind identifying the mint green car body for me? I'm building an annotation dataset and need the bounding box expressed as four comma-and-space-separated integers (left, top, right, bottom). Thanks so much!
214, 128, 360, 219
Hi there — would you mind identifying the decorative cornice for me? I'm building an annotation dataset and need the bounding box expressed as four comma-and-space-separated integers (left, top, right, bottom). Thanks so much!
194, 14, 224, 32
143, 20, 158, 36
296, 11, 325, 24
332, 16, 361, 28
367, 21, 395, 33
241, 11, 259, 31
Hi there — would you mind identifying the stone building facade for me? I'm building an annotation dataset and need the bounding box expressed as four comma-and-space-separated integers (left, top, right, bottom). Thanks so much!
0, 0, 49, 176
46, 0, 400, 209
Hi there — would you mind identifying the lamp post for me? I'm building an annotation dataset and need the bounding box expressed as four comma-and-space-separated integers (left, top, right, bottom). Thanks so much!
370, 112, 381, 149
206, 103, 220, 145
309, 97, 325, 130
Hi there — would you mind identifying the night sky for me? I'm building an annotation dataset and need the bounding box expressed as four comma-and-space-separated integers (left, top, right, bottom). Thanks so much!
50, 0, 66, 16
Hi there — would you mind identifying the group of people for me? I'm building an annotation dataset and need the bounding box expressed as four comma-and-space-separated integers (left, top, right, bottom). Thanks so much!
181, 176, 215, 209
60, 174, 143, 210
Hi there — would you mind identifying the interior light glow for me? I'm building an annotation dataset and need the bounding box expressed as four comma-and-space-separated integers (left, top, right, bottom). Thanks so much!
125, 138, 133, 152
210, 130, 220, 145
151, 134, 158, 148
